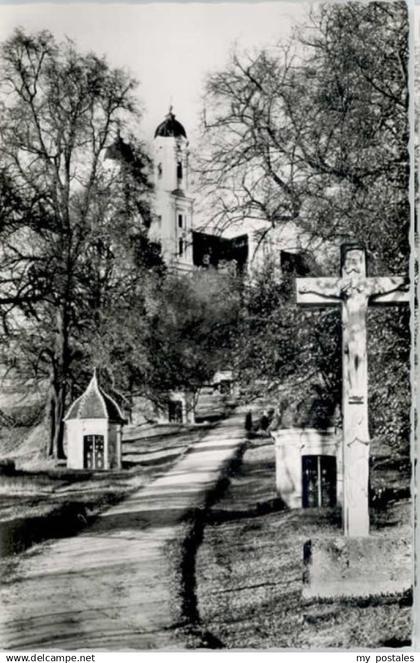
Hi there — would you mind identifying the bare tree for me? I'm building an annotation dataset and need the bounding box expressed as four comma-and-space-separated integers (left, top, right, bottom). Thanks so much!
198, 1, 408, 273
0, 29, 154, 457
198, 2, 410, 450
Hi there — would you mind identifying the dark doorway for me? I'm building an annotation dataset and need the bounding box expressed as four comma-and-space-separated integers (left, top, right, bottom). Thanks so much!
280, 250, 311, 276
302, 455, 336, 508
83, 435, 105, 470
219, 380, 232, 395
168, 400, 183, 423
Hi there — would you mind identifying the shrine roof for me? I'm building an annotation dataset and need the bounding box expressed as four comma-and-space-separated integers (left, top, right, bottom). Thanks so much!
64, 372, 125, 423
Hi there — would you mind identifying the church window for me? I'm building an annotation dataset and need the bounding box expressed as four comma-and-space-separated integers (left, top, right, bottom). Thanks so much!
178, 214, 183, 228
177, 161, 183, 180
179, 238, 184, 256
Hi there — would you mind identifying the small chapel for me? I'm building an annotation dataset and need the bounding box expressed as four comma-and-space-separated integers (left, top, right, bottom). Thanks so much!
64, 372, 125, 470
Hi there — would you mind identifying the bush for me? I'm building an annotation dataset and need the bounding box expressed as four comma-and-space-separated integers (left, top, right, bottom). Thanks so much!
0, 458, 15, 475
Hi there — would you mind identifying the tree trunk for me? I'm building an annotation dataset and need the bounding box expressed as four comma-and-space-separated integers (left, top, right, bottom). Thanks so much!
46, 379, 67, 459
47, 306, 71, 459
52, 383, 67, 459
46, 384, 56, 457
128, 374, 134, 424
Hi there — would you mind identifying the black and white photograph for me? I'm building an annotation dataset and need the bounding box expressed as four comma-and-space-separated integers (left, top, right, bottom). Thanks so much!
0, 0, 415, 652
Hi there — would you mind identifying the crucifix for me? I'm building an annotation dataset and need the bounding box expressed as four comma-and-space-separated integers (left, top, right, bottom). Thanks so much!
296, 242, 409, 537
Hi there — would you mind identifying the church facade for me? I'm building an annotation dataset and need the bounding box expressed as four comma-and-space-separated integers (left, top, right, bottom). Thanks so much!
105, 107, 316, 277
148, 109, 327, 278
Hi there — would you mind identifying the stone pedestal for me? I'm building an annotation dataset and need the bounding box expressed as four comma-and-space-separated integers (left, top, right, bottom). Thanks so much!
303, 536, 412, 599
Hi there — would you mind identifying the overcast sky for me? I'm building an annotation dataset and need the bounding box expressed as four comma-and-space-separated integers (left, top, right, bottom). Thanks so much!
0, 2, 309, 144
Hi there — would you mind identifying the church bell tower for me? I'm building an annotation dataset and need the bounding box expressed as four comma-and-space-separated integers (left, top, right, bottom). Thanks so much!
151, 108, 194, 270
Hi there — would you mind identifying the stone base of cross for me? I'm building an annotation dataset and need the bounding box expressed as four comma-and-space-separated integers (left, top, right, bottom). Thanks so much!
296, 242, 409, 537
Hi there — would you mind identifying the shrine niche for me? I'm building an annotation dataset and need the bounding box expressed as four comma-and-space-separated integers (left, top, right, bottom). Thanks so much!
157, 390, 196, 425
64, 372, 125, 470
273, 428, 343, 510
168, 399, 183, 423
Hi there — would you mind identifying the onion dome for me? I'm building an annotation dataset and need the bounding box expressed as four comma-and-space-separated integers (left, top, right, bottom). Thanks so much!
154, 107, 187, 139
64, 372, 125, 423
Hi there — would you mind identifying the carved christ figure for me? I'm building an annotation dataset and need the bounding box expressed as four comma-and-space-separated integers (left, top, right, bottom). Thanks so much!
296, 246, 408, 403
339, 248, 369, 400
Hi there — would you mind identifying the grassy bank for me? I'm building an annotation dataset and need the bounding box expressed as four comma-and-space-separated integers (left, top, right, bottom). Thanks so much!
194, 435, 412, 649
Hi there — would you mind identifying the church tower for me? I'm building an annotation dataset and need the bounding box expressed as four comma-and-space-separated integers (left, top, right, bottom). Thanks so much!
151, 108, 194, 270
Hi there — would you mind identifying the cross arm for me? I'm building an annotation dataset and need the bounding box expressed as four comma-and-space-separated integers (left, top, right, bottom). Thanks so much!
367, 276, 409, 305
296, 277, 341, 306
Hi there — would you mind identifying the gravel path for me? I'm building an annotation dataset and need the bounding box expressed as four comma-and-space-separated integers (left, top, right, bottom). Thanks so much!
0, 409, 247, 650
